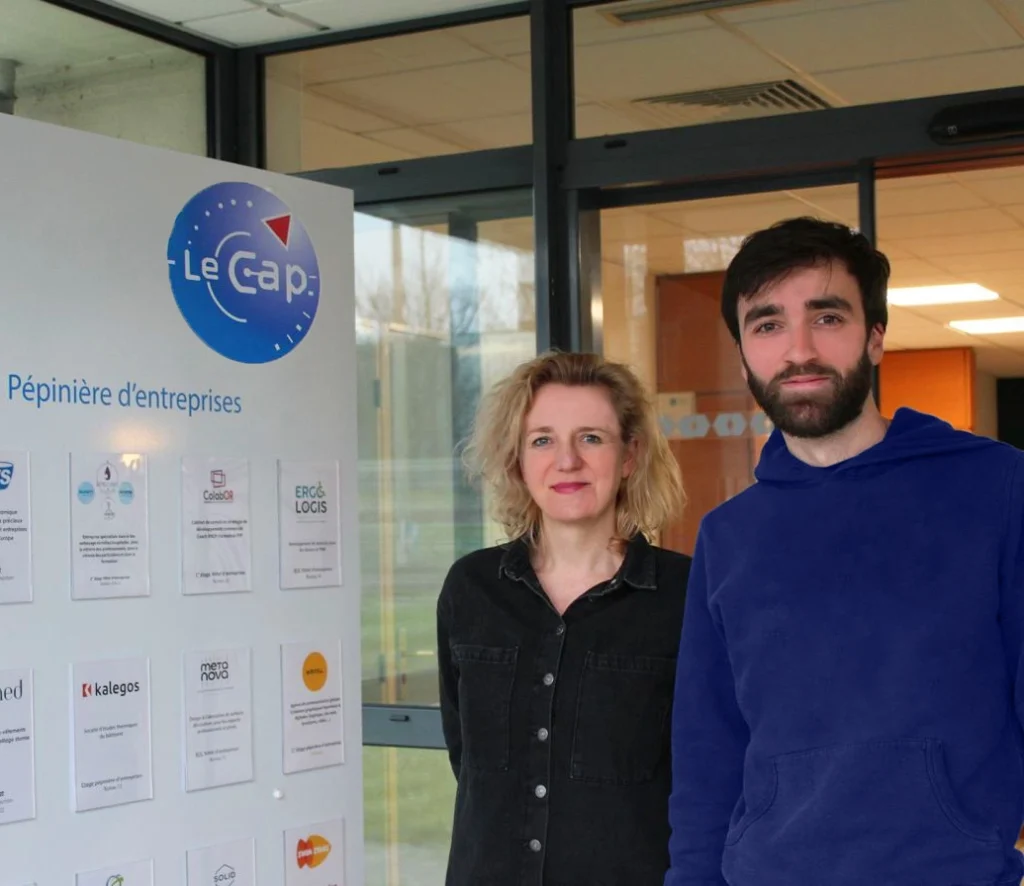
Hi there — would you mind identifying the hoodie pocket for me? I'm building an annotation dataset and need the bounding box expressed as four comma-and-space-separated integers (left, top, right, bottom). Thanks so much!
724, 740, 1004, 886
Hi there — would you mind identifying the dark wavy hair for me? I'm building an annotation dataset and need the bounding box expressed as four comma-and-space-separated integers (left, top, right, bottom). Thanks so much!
721, 216, 891, 343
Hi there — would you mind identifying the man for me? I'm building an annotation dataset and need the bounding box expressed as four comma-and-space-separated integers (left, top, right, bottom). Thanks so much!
665, 216, 1024, 886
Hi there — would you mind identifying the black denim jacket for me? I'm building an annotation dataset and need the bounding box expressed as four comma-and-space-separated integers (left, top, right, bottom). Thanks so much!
437, 533, 692, 886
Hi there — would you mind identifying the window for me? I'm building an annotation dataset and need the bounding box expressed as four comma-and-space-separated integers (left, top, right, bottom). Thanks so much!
363, 745, 456, 886
3, 0, 206, 155
354, 191, 536, 707
264, 15, 532, 172
875, 163, 1024, 434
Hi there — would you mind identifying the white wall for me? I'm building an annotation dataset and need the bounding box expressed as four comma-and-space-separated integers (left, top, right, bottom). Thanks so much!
15, 53, 206, 156
975, 368, 999, 439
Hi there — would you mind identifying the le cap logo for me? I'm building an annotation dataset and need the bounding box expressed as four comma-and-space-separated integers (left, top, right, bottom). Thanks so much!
302, 652, 328, 692
296, 834, 331, 868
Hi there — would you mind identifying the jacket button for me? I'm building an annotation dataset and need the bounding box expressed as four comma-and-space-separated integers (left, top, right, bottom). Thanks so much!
535, 784, 547, 798
529, 839, 542, 852
542, 673, 554, 686
537, 727, 549, 741
555, 624, 565, 635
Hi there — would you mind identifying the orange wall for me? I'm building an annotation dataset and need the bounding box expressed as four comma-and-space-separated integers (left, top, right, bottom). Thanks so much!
879, 347, 975, 431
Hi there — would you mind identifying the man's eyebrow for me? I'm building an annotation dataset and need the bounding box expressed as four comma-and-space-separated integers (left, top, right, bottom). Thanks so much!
807, 295, 854, 312
742, 302, 781, 330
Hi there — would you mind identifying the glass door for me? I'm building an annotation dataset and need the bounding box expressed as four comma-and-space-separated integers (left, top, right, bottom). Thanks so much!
353, 189, 536, 885
593, 179, 860, 554
590, 159, 1024, 556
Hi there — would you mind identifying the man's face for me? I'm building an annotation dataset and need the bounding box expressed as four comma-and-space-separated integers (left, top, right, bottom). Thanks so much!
737, 261, 884, 439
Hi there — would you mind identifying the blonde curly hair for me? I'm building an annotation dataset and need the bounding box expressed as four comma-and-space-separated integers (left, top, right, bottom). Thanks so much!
462, 350, 685, 544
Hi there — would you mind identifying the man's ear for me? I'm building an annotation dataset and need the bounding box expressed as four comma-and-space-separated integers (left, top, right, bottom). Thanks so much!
867, 323, 885, 365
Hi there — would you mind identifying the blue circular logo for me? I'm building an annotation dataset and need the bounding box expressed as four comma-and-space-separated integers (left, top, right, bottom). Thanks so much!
77, 482, 95, 504
118, 482, 135, 505
167, 182, 321, 364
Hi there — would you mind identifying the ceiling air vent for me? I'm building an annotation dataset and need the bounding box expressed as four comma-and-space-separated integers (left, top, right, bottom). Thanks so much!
636, 79, 831, 113
606, 0, 770, 25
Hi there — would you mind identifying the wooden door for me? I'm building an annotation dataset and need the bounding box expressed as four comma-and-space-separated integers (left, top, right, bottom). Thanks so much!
656, 272, 769, 555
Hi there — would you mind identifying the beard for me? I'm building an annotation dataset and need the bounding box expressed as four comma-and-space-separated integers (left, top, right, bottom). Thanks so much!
744, 349, 875, 439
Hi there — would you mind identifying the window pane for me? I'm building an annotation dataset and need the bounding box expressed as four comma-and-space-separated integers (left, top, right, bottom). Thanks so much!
876, 162, 1024, 431
264, 16, 531, 172
364, 745, 455, 886
356, 192, 535, 705
598, 185, 857, 552
3, 0, 206, 155
574, 0, 1024, 139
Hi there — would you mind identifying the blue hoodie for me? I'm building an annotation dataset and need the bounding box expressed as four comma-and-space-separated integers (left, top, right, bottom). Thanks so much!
665, 407, 1024, 886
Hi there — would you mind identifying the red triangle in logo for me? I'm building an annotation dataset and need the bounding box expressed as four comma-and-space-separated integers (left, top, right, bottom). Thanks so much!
264, 214, 292, 247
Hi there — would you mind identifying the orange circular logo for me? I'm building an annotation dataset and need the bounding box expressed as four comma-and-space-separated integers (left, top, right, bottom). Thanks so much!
302, 652, 328, 691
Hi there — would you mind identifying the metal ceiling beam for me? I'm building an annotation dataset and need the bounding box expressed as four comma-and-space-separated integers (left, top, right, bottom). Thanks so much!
565, 85, 1024, 190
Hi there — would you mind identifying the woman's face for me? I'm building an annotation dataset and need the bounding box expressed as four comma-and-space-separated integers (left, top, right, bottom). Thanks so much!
520, 383, 635, 532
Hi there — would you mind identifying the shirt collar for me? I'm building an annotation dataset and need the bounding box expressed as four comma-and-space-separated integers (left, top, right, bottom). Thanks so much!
498, 532, 657, 594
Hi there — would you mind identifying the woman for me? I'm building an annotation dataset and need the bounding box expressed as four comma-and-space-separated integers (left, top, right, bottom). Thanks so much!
437, 350, 691, 886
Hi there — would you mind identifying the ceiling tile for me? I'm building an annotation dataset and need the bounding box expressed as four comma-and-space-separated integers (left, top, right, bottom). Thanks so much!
818, 46, 1024, 105
183, 8, 318, 43
574, 28, 789, 102
730, 0, 1019, 74
300, 118, 415, 169
313, 58, 530, 125
875, 242, 916, 260
363, 127, 466, 157
575, 103, 664, 139
277, 31, 487, 86
998, 0, 1024, 19
421, 113, 533, 150
105, 0, 251, 24
931, 250, 1024, 275
723, 0, 876, 23
447, 17, 531, 56
787, 191, 858, 224
881, 208, 1018, 240
572, 2, 716, 47
296, 90, 399, 133
878, 173, 957, 189
912, 300, 1024, 323
602, 211, 684, 242
962, 176, 1024, 206
876, 182, 988, 215
887, 258, 958, 288
656, 197, 836, 236
893, 230, 1024, 258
